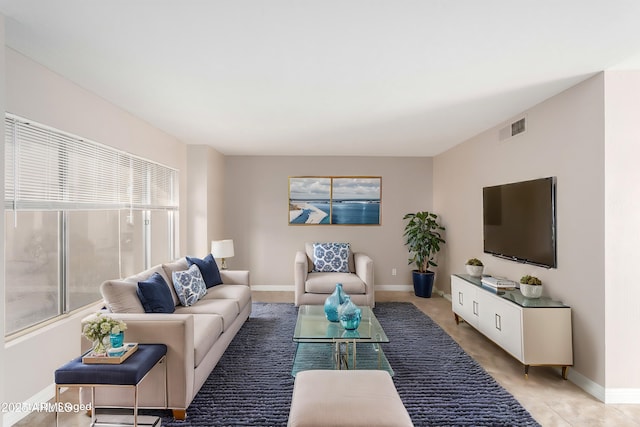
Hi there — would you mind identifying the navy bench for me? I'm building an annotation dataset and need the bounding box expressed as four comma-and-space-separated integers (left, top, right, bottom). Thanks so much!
54, 344, 167, 427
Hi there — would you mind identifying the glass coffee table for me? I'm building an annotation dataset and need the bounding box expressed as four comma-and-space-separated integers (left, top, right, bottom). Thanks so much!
292, 305, 393, 377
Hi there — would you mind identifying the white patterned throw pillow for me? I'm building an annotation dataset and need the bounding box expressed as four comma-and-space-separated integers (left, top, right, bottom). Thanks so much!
172, 264, 207, 306
312, 242, 350, 273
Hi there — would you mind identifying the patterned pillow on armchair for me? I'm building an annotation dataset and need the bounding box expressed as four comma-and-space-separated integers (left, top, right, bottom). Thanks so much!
312, 242, 351, 273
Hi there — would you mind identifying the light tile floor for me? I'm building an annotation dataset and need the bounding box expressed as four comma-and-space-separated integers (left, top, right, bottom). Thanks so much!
15, 291, 640, 426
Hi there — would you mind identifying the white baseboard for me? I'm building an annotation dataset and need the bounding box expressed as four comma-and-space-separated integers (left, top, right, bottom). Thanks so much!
605, 387, 640, 404
376, 285, 413, 291
568, 366, 640, 403
434, 289, 450, 300
250, 285, 416, 292
250, 285, 293, 292
563, 367, 605, 402
3, 384, 54, 426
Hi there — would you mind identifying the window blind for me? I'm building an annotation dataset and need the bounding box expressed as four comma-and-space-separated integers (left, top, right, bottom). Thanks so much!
4, 114, 179, 211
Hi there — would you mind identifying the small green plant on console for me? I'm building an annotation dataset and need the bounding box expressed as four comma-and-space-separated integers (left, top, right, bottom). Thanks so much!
520, 275, 542, 286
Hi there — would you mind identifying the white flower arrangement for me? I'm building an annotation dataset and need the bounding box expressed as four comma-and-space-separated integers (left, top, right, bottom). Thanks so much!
82, 312, 127, 344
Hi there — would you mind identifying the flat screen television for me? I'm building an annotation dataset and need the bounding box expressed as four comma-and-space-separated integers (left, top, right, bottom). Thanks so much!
483, 177, 557, 268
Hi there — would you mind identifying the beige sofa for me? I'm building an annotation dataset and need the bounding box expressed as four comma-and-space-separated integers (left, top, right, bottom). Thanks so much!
81, 257, 251, 420
294, 242, 375, 307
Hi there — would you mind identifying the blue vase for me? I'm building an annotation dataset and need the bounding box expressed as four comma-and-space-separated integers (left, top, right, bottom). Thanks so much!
324, 283, 347, 322
110, 332, 124, 349
338, 295, 362, 330
341, 329, 361, 339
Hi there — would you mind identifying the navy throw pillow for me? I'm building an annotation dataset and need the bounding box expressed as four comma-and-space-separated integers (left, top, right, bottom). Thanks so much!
186, 253, 223, 288
137, 273, 175, 313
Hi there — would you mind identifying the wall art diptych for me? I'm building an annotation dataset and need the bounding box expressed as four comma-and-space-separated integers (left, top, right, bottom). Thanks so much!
288, 176, 381, 225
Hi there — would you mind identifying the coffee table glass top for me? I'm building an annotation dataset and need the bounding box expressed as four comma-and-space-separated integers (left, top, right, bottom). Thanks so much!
293, 305, 389, 343
292, 305, 393, 377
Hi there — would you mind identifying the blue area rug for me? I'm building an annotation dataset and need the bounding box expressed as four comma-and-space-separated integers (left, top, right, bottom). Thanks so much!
160, 302, 539, 426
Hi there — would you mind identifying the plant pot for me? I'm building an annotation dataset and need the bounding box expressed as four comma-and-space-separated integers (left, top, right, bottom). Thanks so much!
465, 265, 484, 277
412, 270, 435, 298
520, 283, 543, 298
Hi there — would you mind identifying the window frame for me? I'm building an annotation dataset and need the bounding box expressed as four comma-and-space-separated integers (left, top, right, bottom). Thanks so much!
4, 114, 179, 336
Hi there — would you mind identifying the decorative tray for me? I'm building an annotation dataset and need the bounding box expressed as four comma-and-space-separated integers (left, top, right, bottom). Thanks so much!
82, 343, 138, 364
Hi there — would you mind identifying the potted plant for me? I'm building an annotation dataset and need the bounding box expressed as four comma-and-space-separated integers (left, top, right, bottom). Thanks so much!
519, 275, 543, 298
403, 211, 446, 298
465, 258, 484, 277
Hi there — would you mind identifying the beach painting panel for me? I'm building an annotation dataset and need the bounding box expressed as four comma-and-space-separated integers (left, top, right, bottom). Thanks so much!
332, 177, 381, 224
289, 177, 331, 224
289, 176, 381, 225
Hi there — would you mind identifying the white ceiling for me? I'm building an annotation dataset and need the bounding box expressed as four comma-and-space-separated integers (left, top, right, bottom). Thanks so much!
1, 1, 640, 157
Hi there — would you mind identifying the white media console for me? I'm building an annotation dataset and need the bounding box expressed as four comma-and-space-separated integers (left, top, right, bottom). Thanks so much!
451, 274, 573, 379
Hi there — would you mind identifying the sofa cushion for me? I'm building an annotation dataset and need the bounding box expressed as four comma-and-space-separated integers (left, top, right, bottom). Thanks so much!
137, 273, 176, 313
305, 272, 366, 295
101, 265, 172, 313
201, 284, 252, 312
192, 315, 224, 368
172, 264, 207, 307
174, 299, 239, 331
186, 254, 223, 288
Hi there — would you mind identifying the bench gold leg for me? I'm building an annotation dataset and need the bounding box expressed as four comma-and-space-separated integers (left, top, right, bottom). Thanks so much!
172, 409, 187, 420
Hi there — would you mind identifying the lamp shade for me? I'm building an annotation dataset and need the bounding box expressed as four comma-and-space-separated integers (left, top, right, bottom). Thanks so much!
211, 239, 234, 259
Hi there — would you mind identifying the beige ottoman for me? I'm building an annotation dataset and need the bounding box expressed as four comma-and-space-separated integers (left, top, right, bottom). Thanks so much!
288, 370, 413, 427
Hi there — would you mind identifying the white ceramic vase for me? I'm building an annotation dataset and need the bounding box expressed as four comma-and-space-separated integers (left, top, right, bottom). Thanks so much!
520, 283, 543, 298
465, 265, 484, 277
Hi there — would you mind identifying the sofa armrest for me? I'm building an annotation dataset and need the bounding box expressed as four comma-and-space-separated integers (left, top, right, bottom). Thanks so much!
354, 252, 374, 292
294, 251, 309, 306
220, 270, 250, 286
81, 313, 195, 410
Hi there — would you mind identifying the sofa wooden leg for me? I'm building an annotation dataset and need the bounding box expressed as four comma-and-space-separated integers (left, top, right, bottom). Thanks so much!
172, 409, 187, 420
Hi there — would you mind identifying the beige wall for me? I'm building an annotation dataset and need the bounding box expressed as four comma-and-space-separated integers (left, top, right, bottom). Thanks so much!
186, 145, 226, 256
604, 71, 640, 392
1, 14, 6, 427
434, 75, 607, 388
224, 156, 433, 288
2, 47, 189, 420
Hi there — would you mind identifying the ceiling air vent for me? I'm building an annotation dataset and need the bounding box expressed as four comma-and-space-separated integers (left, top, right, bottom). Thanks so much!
499, 116, 527, 141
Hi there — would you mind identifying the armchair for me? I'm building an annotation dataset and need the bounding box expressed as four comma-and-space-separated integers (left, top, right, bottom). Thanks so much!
294, 242, 374, 307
